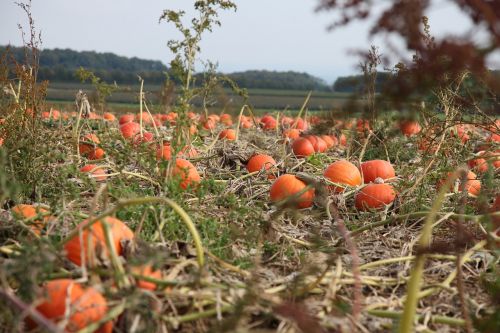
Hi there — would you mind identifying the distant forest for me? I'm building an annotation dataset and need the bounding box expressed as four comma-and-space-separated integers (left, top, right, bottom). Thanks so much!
0, 46, 331, 91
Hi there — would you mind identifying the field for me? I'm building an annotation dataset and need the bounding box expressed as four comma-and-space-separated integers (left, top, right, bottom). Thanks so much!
0, 100, 499, 332
1, 1, 500, 332
45, 82, 352, 113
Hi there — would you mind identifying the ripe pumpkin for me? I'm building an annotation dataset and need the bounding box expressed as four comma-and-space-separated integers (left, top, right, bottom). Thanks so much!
133, 132, 154, 145
281, 116, 294, 127
156, 143, 172, 161
220, 114, 233, 126
219, 129, 236, 140
131, 265, 163, 291
283, 128, 301, 140
356, 119, 371, 132
469, 151, 500, 173
438, 171, 481, 197
292, 137, 315, 157
11, 204, 51, 235
29, 279, 111, 333
247, 154, 277, 179
304, 135, 327, 153
80, 164, 107, 182
64, 217, 134, 267
360, 160, 396, 183
79, 134, 104, 160
260, 115, 277, 130
320, 135, 336, 149
323, 160, 362, 193
103, 112, 116, 121
172, 159, 201, 189
339, 133, 347, 146
120, 122, 141, 139
270, 174, 315, 209
203, 119, 216, 130
119, 114, 135, 125
293, 117, 308, 131
399, 120, 421, 136
355, 182, 396, 210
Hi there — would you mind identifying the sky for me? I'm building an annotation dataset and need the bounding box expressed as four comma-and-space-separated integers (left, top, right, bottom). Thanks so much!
0, 0, 496, 83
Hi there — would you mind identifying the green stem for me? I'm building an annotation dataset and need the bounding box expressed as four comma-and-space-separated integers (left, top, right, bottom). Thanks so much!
369, 310, 465, 327
398, 169, 463, 333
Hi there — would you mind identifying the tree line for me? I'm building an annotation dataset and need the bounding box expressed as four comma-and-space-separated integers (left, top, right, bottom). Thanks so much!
1, 46, 331, 91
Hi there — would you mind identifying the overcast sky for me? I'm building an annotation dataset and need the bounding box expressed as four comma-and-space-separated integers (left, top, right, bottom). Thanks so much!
1, 0, 496, 83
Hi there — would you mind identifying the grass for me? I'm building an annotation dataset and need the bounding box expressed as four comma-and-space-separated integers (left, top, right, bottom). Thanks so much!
0, 102, 499, 332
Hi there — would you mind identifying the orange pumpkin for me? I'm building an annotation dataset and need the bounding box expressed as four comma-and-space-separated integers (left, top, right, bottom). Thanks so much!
11, 204, 51, 235
120, 122, 141, 139
293, 117, 308, 131
260, 115, 277, 130
156, 143, 172, 161
103, 112, 116, 121
399, 120, 421, 136
79, 134, 104, 160
270, 174, 315, 209
172, 159, 201, 189
80, 164, 107, 182
119, 114, 135, 125
131, 265, 163, 291
29, 279, 111, 332
247, 154, 277, 179
469, 151, 500, 173
64, 217, 134, 266
220, 114, 233, 126
323, 160, 362, 193
133, 132, 154, 145
360, 160, 396, 183
320, 135, 336, 149
438, 171, 481, 197
292, 137, 315, 157
304, 135, 328, 153
203, 119, 216, 130
283, 129, 301, 140
219, 129, 236, 140
355, 182, 396, 210
339, 133, 347, 146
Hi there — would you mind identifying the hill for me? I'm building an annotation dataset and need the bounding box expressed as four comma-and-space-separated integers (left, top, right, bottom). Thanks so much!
0, 46, 330, 91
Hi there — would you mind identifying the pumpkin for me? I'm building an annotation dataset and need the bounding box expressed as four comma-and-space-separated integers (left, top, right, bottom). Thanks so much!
64, 217, 134, 266
136, 112, 153, 124
29, 279, 111, 333
79, 134, 104, 160
283, 128, 301, 140
399, 120, 421, 136
203, 119, 216, 130
438, 171, 481, 197
460, 171, 481, 197
488, 133, 500, 143
131, 265, 163, 291
260, 115, 277, 130
220, 114, 233, 126
219, 129, 236, 140
172, 159, 201, 189
42, 110, 61, 120
292, 137, 315, 157
120, 122, 141, 139
356, 119, 371, 132
133, 132, 154, 145
355, 181, 396, 210
11, 204, 51, 235
156, 143, 172, 161
247, 154, 277, 179
360, 160, 396, 183
452, 125, 470, 143
119, 114, 135, 125
241, 120, 253, 129
323, 160, 362, 193
270, 174, 315, 209
281, 116, 294, 127
339, 133, 347, 146
103, 112, 116, 121
320, 135, 336, 149
293, 117, 308, 131
304, 135, 327, 153
80, 164, 107, 182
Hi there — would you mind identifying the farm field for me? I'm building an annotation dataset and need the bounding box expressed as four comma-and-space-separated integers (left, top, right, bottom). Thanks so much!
1, 0, 500, 333
45, 82, 351, 112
